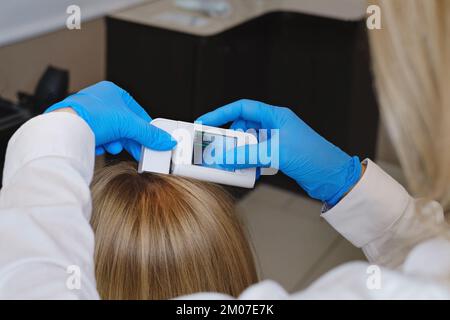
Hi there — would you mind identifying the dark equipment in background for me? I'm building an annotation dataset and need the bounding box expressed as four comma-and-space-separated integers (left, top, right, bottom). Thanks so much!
107, 11, 379, 195
19, 66, 69, 115
0, 66, 69, 183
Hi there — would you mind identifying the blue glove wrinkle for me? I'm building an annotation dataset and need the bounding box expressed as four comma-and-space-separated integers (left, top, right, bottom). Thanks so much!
324, 156, 362, 206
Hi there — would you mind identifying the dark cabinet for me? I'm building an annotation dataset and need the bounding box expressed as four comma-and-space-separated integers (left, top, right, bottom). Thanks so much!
107, 11, 379, 194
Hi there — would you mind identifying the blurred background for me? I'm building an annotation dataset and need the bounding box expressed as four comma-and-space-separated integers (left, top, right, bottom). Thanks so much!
0, 0, 404, 292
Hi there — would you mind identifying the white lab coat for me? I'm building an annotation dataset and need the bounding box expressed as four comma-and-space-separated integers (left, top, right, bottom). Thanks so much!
0, 112, 450, 299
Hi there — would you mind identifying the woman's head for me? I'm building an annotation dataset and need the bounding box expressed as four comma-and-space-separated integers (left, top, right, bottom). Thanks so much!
90, 161, 257, 299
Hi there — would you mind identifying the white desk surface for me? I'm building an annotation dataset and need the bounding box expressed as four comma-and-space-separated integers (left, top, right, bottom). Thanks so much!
110, 0, 367, 37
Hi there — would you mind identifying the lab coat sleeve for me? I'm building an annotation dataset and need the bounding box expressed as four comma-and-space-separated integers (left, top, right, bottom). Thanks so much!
321, 159, 449, 269
0, 112, 99, 299
235, 159, 450, 300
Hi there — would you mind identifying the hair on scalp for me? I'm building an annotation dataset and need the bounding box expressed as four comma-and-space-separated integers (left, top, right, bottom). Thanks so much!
90, 161, 257, 299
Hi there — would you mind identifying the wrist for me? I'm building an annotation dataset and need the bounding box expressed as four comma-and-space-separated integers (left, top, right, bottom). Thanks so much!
45, 94, 93, 128
325, 156, 363, 206
345, 161, 366, 196
51, 107, 78, 115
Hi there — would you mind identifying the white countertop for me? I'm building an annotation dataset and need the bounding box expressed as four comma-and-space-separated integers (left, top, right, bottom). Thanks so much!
0, 0, 147, 47
110, 0, 367, 36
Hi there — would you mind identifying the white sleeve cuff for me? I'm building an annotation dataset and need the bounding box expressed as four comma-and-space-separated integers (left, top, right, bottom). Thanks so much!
321, 159, 412, 248
2, 112, 95, 185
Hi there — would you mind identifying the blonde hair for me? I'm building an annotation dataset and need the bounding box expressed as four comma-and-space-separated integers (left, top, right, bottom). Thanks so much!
369, 0, 450, 210
90, 162, 257, 299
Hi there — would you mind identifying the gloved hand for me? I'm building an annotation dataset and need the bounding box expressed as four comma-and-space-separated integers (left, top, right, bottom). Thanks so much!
197, 99, 362, 205
45, 81, 176, 160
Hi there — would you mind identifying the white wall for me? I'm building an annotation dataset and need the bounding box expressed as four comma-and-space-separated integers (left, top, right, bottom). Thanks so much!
0, 0, 148, 47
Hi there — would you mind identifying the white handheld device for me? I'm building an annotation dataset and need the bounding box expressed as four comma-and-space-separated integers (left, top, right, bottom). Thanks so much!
138, 118, 258, 188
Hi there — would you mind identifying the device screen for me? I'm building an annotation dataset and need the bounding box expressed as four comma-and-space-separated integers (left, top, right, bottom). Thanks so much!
192, 131, 237, 172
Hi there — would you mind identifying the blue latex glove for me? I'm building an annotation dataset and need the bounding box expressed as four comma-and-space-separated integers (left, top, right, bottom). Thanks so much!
197, 99, 362, 205
46, 81, 176, 160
